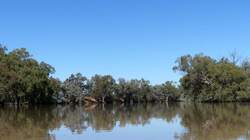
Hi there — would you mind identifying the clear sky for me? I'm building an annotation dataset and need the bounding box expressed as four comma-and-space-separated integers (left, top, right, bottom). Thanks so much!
1, 0, 250, 84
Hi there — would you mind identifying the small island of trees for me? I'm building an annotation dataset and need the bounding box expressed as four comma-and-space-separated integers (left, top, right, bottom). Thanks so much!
1, 45, 250, 105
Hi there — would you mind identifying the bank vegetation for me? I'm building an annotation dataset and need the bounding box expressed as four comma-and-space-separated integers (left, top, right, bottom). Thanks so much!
1, 45, 250, 105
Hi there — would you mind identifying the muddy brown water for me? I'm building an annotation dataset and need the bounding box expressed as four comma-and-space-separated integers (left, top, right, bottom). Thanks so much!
0, 103, 250, 140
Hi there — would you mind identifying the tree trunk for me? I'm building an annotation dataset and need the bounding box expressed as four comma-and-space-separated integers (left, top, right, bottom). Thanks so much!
15, 95, 20, 106
102, 96, 105, 103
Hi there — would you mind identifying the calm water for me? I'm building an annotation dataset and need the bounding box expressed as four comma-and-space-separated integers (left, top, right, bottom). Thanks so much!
1, 103, 250, 140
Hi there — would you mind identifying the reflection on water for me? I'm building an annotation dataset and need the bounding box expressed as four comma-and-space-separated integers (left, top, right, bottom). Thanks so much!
1, 103, 250, 140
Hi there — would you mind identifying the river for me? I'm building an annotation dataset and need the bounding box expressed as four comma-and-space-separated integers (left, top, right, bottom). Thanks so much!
0, 103, 250, 140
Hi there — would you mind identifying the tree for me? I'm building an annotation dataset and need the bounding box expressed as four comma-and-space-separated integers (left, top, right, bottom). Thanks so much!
0, 45, 60, 104
241, 58, 250, 74
229, 50, 241, 65
63, 73, 88, 103
90, 75, 116, 103
174, 54, 250, 102
161, 81, 180, 101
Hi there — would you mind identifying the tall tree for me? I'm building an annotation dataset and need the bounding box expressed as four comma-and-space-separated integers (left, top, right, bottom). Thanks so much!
90, 75, 116, 103
63, 73, 88, 103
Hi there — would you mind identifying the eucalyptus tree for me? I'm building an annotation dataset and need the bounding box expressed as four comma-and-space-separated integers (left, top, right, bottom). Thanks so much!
160, 81, 180, 101
89, 75, 116, 103
174, 54, 250, 102
0, 45, 60, 104
63, 73, 88, 103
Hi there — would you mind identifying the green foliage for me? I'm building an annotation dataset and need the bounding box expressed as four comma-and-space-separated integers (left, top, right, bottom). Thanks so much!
0, 45, 182, 104
10, 45, 250, 104
63, 73, 88, 103
174, 54, 250, 102
0, 45, 61, 104
61, 74, 180, 103
89, 75, 116, 102
116, 78, 153, 103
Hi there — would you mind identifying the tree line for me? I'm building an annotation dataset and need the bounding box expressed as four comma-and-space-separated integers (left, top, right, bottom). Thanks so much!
0, 45, 179, 105
62, 73, 180, 104
1, 45, 250, 104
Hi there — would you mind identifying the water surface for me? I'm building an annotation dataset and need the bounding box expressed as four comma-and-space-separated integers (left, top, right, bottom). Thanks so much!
1, 103, 250, 140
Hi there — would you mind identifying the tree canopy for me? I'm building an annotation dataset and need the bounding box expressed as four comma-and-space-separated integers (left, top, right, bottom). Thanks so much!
0, 45, 61, 104
3, 45, 250, 104
174, 54, 250, 102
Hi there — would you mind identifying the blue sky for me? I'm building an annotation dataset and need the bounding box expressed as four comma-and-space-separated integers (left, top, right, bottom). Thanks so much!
1, 0, 250, 84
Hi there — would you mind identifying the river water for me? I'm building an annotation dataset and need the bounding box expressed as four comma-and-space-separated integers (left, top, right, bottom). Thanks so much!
0, 103, 250, 140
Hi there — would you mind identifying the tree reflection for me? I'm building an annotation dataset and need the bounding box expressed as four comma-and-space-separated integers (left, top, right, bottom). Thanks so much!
0, 106, 60, 140
1, 103, 250, 140
176, 103, 250, 140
